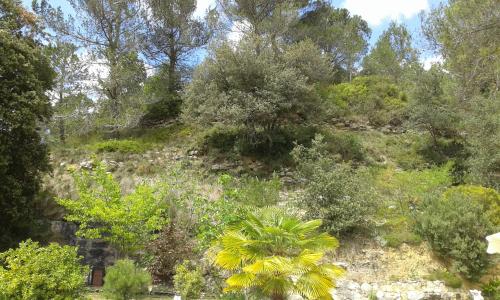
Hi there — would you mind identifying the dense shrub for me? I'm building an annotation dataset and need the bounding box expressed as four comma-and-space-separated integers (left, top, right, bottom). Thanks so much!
321, 75, 407, 126
0, 0, 54, 250
173, 260, 205, 299
416, 189, 496, 279
292, 135, 376, 234
323, 131, 366, 162
192, 196, 248, 250
92, 139, 149, 153
442, 185, 500, 226
147, 223, 195, 282
482, 278, 500, 300
183, 40, 327, 149
219, 174, 281, 207
0, 240, 88, 300
102, 259, 152, 300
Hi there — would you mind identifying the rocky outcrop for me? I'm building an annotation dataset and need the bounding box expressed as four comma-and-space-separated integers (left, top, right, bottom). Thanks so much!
332, 279, 475, 300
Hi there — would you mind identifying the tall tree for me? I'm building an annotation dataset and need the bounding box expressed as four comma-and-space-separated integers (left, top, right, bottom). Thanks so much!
422, 0, 499, 99
45, 41, 92, 142
362, 22, 419, 83
422, 0, 499, 187
218, 0, 307, 54
141, 0, 212, 93
34, 0, 145, 123
0, 0, 54, 249
291, 1, 371, 82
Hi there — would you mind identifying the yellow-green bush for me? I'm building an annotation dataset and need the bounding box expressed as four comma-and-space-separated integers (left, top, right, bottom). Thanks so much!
173, 260, 205, 299
0, 240, 88, 300
102, 259, 152, 300
443, 185, 500, 225
321, 75, 407, 125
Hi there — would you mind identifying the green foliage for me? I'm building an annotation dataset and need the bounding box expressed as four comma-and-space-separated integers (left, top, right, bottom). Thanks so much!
322, 76, 407, 126
293, 135, 376, 234
192, 196, 248, 250
383, 231, 422, 248
362, 22, 419, 83
464, 95, 500, 189
102, 259, 152, 300
92, 139, 150, 154
0, 240, 88, 300
219, 174, 281, 207
482, 278, 500, 300
424, 270, 462, 288
56, 161, 168, 256
183, 39, 326, 149
213, 209, 344, 299
422, 0, 498, 97
376, 164, 452, 213
141, 64, 183, 125
173, 260, 205, 300
416, 187, 496, 279
0, 0, 54, 249
442, 185, 500, 226
323, 131, 365, 162
291, 2, 370, 82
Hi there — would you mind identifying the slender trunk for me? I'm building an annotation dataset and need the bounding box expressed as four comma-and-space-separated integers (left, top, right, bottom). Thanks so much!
58, 117, 65, 144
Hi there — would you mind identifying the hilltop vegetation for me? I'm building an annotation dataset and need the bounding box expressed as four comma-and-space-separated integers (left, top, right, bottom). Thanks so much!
0, 0, 499, 299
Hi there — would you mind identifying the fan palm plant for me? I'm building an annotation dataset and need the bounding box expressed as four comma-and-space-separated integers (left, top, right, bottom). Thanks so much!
213, 209, 344, 300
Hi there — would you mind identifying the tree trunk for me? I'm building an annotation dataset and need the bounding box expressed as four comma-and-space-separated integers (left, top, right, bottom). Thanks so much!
58, 117, 65, 144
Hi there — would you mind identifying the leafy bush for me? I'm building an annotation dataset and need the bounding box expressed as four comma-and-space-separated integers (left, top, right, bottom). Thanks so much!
140, 93, 182, 126
322, 76, 407, 126
200, 124, 240, 153
0, 240, 88, 300
212, 209, 344, 299
442, 185, 500, 226
424, 270, 462, 288
173, 260, 205, 299
183, 40, 326, 149
292, 135, 376, 234
147, 223, 195, 282
482, 278, 500, 300
416, 189, 495, 279
219, 174, 281, 207
102, 259, 152, 300
92, 139, 149, 154
57, 161, 168, 256
192, 196, 248, 250
323, 131, 365, 162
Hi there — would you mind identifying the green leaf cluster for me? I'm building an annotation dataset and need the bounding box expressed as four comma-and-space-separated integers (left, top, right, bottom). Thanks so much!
56, 161, 168, 256
213, 209, 344, 299
0, 240, 88, 300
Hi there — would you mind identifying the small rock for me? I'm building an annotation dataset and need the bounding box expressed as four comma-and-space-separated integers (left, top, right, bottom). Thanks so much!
347, 281, 360, 290
407, 291, 424, 300
470, 290, 484, 300
361, 282, 372, 293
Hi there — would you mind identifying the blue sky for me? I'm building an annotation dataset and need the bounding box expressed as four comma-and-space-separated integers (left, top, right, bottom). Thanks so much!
22, 0, 445, 66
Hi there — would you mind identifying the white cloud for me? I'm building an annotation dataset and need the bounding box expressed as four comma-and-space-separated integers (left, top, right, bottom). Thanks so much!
194, 0, 215, 18
422, 55, 443, 70
227, 20, 250, 43
340, 0, 429, 26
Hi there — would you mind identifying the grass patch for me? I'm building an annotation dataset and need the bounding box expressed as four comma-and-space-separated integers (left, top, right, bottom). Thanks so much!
384, 231, 422, 248
92, 139, 150, 154
424, 270, 462, 288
